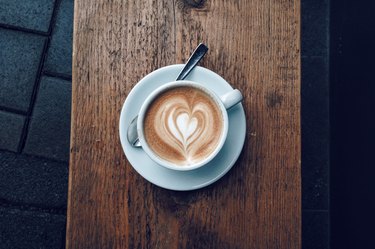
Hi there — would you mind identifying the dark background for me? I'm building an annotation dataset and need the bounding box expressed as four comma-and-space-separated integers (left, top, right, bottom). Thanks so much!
330, 0, 375, 249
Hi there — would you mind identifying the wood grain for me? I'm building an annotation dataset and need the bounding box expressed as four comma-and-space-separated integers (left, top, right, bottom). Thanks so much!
67, 0, 301, 248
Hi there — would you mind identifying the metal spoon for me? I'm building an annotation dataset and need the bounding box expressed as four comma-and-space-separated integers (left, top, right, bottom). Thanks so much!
127, 43, 208, 147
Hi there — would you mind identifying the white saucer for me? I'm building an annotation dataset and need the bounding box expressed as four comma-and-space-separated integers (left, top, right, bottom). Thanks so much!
119, 64, 246, 191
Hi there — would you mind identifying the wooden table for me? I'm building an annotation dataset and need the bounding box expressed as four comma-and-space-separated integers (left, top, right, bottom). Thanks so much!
67, 0, 301, 248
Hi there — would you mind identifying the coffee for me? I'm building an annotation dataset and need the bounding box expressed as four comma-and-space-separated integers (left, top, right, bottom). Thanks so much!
143, 86, 224, 166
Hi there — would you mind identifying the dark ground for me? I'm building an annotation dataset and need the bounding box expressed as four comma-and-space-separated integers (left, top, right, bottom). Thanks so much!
330, 1, 375, 249
0, 0, 329, 248
0, 0, 72, 248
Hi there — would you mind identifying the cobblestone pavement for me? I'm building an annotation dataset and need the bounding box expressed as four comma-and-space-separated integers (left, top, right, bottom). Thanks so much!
0, 0, 329, 248
0, 0, 72, 248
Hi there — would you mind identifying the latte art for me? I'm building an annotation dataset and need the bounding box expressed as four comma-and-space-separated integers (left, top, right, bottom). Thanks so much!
168, 112, 198, 149
144, 86, 223, 166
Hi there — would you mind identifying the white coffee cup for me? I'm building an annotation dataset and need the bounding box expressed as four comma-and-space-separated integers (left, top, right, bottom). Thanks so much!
137, 80, 243, 171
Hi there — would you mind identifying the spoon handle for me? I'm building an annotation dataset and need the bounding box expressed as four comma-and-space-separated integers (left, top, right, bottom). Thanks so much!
175, 43, 208, 81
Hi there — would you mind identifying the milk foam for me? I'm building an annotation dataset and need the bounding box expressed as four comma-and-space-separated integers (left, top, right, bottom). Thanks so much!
168, 112, 198, 148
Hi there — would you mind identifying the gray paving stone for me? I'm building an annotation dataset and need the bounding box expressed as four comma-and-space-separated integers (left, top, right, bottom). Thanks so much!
0, 0, 55, 32
0, 28, 45, 112
0, 111, 25, 152
24, 76, 71, 162
0, 207, 65, 249
302, 211, 329, 249
0, 151, 68, 208
302, 57, 329, 210
301, 0, 329, 57
44, 0, 73, 76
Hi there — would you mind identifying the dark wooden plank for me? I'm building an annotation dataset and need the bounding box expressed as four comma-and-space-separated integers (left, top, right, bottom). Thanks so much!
67, 0, 301, 248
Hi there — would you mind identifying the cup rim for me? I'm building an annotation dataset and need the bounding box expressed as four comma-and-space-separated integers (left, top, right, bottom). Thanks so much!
137, 80, 229, 171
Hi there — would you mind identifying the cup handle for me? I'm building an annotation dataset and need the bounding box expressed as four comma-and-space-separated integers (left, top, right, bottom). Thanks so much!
220, 89, 243, 109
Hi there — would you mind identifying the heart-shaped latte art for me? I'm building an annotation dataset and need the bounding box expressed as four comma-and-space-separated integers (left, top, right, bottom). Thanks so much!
144, 87, 223, 166
169, 112, 198, 147
156, 99, 212, 162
